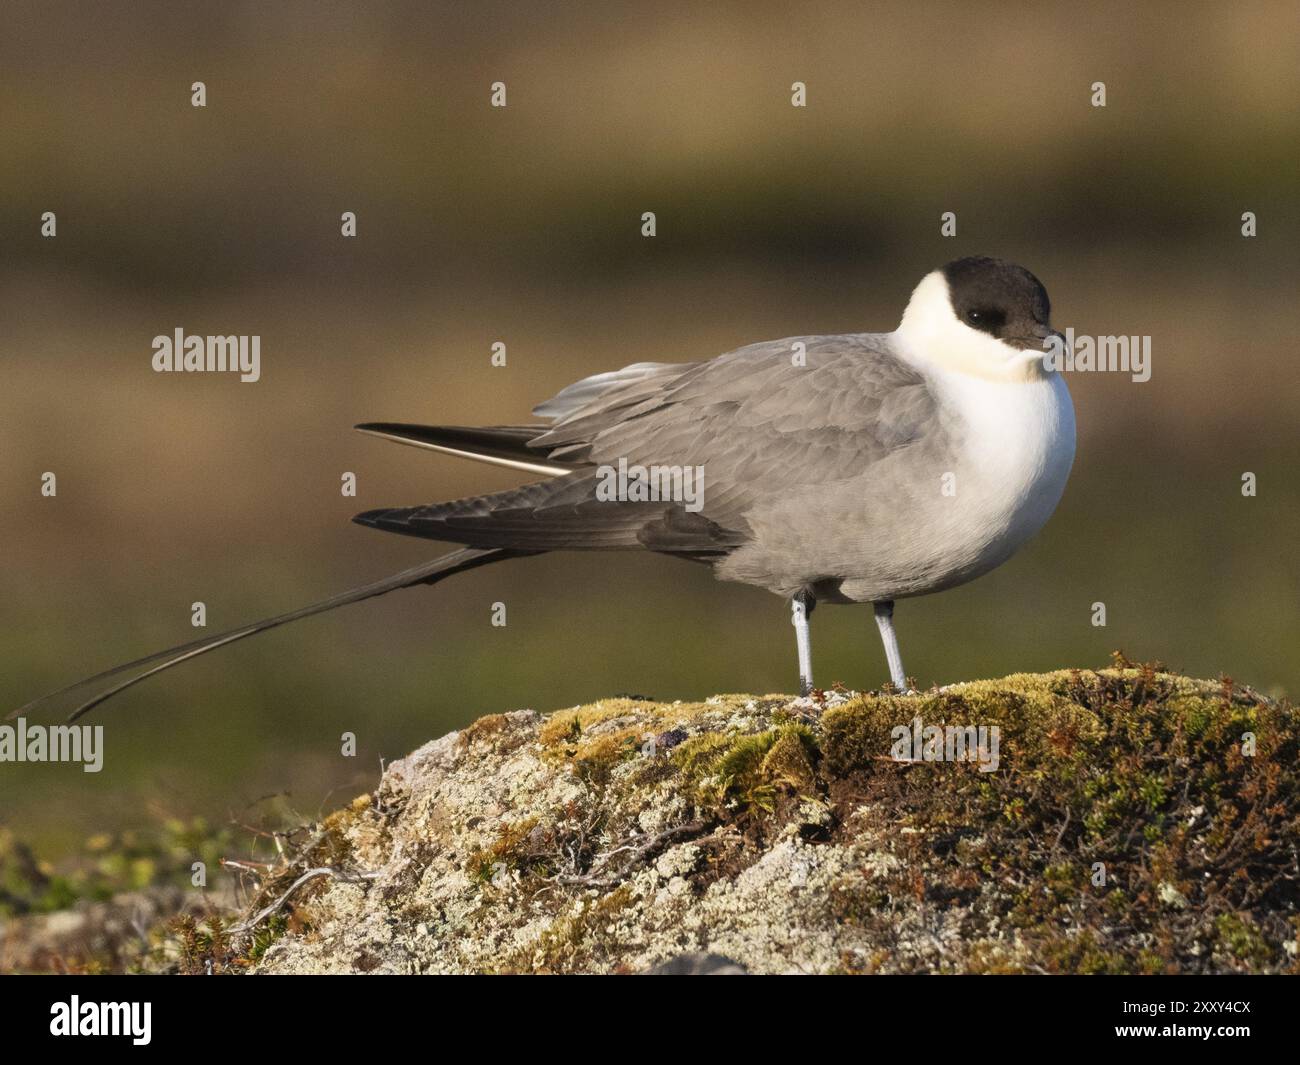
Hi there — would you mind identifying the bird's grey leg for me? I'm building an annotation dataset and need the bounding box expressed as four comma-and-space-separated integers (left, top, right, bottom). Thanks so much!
873, 600, 908, 691
791, 591, 816, 696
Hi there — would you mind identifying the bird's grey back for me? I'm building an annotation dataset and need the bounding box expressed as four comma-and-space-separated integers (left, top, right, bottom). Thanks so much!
527, 333, 941, 537
359, 333, 950, 586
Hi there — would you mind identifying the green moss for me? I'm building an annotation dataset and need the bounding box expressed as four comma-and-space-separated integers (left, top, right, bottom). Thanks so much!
760, 724, 819, 794
245, 913, 290, 965
671, 722, 821, 814
467, 816, 542, 885
540, 699, 663, 747
540, 699, 707, 783
173, 913, 238, 975
671, 732, 734, 780
811, 667, 1297, 972
569, 729, 643, 784
1039, 929, 1131, 975
1214, 913, 1272, 969
458, 713, 513, 748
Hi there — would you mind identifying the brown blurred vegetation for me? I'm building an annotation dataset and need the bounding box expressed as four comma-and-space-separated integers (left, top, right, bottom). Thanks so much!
0, 1, 1296, 851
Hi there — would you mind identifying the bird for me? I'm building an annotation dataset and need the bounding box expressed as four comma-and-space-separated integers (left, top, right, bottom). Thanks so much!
14, 255, 1075, 722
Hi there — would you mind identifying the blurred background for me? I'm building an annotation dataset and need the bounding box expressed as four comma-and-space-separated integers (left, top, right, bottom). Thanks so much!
1, 0, 1297, 856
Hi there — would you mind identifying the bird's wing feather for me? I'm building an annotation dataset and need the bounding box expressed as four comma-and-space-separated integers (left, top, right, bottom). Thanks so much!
531, 362, 687, 421
355, 423, 568, 475
355, 335, 939, 554
527, 334, 940, 530
354, 477, 746, 553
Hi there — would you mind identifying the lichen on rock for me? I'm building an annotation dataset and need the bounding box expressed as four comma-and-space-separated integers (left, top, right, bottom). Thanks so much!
228, 665, 1298, 974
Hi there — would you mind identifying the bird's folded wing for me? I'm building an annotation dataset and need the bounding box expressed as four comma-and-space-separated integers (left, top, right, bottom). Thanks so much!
528, 334, 942, 514
353, 335, 941, 555
355, 476, 747, 554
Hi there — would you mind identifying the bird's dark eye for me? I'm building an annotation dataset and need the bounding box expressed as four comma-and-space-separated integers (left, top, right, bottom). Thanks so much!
965, 307, 1006, 330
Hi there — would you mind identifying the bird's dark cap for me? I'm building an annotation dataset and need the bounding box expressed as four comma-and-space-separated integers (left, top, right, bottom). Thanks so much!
940, 256, 1053, 345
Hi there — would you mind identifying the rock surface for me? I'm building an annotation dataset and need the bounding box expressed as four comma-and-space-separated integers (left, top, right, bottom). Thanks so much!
239, 668, 1298, 975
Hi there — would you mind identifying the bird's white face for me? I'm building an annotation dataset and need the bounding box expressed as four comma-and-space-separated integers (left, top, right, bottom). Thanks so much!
896, 270, 1059, 384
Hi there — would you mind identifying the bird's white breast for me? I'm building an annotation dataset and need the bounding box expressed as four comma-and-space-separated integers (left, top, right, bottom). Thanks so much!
935, 366, 1076, 568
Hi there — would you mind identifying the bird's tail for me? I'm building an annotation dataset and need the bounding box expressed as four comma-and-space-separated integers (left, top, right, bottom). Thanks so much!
11, 547, 530, 723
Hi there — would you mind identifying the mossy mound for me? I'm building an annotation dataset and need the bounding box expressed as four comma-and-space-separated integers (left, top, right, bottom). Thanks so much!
817, 669, 1296, 972
219, 665, 1297, 974
13, 667, 1287, 974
